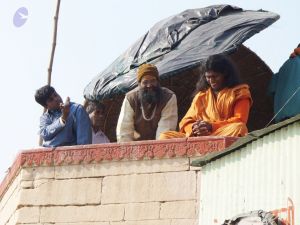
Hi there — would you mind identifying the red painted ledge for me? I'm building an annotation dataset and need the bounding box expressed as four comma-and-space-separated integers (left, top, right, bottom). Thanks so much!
0, 136, 237, 200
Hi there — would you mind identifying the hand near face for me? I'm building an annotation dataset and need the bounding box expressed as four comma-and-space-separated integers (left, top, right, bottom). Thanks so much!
192, 120, 212, 136
60, 97, 70, 121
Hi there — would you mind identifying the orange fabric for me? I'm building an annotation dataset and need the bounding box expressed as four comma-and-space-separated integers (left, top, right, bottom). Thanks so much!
159, 131, 186, 140
179, 84, 252, 137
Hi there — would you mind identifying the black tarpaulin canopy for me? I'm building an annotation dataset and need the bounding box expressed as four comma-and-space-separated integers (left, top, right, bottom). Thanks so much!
84, 4, 279, 101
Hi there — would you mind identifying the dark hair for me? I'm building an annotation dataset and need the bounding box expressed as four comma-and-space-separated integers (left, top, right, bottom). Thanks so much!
193, 54, 241, 94
86, 101, 106, 114
297, 43, 300, 48
34, 85, 55, 107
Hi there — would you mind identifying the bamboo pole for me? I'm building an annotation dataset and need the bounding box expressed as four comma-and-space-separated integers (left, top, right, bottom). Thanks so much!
39, 0, 61, 146
47, 0, 61, 85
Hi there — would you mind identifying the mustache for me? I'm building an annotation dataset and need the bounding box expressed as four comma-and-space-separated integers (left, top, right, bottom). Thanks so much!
139, 87, 161, 104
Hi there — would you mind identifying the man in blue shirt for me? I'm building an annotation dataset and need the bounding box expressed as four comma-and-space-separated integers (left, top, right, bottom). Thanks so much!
35, 85, 92, 147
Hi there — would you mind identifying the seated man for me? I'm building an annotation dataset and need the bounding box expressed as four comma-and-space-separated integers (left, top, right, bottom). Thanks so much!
268, 43, 300, 122
88, 102, 110, 144
116, 64, 178, 142
160, 54, 252, 139
35, 85, 92, 147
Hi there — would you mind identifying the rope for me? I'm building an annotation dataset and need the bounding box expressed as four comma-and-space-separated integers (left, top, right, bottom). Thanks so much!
265, 86, 300, 127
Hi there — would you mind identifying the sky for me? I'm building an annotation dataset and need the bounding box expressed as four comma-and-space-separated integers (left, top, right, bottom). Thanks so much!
0, 0, 299, 180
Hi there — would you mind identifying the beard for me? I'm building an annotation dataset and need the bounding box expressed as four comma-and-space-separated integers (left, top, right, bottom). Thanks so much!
139, 86, 161, 105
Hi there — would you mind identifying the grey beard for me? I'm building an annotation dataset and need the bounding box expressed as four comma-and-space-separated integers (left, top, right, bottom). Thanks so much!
139, 87, 160, 105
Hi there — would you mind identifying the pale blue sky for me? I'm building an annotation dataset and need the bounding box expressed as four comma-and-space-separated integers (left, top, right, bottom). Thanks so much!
0, 0, 299, 180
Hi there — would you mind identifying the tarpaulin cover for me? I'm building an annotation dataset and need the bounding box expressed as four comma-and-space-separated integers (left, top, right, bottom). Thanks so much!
84, 4, 279, 101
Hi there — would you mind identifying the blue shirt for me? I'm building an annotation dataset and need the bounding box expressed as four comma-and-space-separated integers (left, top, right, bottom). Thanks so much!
39, 102, 92, 147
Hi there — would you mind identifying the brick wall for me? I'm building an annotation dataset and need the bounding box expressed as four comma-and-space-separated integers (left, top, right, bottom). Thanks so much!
0, 137, 236, 225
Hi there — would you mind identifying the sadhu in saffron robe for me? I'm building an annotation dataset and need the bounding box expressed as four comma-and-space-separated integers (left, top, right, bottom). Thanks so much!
160, 84, 252, 139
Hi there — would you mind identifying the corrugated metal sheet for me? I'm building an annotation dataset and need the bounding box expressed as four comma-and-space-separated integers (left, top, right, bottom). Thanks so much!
199, 121, 300, 225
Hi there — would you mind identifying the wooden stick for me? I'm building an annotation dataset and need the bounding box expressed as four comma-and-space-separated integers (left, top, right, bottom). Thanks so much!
39, 0, 61, 146
47, 0, 61, 85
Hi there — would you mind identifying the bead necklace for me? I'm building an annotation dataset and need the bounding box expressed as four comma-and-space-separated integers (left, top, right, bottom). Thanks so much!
141, 103, 157, 121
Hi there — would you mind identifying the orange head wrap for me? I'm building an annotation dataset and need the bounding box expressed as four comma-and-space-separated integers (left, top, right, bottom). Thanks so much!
137, 64, 159, 82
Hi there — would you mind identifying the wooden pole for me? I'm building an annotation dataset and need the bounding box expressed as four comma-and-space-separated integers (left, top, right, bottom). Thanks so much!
39, 0, 61, 146
47, 0, 61, 85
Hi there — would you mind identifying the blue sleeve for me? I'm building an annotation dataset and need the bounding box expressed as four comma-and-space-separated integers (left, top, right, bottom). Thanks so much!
39, 114, 65, 141
75, 105, 92, 145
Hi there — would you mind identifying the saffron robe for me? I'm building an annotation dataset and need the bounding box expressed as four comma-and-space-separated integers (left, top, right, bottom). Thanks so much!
160, 84, 252, 139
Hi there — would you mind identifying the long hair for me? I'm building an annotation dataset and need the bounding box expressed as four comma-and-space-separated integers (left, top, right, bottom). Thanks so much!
193, 54, 241, 95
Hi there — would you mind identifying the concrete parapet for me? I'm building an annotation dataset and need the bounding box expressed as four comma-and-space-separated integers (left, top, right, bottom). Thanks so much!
0, 137, 236, 225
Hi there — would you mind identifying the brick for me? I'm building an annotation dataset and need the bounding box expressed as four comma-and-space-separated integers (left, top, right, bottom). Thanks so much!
171, 219, 197, 225
20, 180, 33, 189
55, 158, 189, 179
102, 171, 196, 204
44, 223, 109, 225
40, 205, 124, 223
12, 224, 43, 225
160, 201, 196, 219
14, 224, 42, 225
5, 207, 40, 225
111, 220, 171, 225
33, 178, 53, 187
20, 166, 55, 181
15, 207, 40, 223
19, 178, 101, 205
125, 202, 160, 220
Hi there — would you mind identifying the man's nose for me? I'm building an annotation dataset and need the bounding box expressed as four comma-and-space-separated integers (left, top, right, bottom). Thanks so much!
208, 77, 215, 82
146, 82, 154, 88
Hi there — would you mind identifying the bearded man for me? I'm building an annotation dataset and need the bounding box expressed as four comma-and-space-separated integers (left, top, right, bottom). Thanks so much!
116, 64, 178, 142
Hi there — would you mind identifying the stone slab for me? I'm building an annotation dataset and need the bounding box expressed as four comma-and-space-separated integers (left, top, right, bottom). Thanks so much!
160, 201, 196, 219
40, 205, 124, 223
102, 171, 196, 204
19, 178, 101, 205
125, 202, 160, 220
